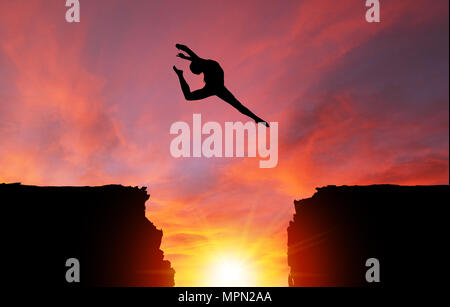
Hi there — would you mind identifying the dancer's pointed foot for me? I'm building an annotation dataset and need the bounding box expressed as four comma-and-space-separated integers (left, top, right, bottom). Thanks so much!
173, 65, 183, 75
257, 120, 270, 128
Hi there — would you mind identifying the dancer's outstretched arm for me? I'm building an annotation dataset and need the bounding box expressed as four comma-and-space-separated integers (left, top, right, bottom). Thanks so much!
176, 53, 193, 61
176, 44, 200, 60
173, 66, 214, 101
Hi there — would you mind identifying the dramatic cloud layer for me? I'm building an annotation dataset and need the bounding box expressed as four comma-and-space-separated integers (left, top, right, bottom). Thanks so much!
1, 0, 448, 286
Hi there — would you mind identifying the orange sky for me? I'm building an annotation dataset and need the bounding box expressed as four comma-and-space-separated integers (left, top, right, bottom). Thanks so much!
0, 0, 448, 286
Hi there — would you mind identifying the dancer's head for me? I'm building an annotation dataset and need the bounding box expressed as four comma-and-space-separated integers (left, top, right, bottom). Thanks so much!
190, 61, 202, 75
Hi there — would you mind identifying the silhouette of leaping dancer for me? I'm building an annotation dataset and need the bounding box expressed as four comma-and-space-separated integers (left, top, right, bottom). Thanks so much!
173, 44, 269, 127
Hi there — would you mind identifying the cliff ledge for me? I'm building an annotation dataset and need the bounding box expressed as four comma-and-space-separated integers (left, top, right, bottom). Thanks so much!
288, 184, 449, 286
1, 183, 175, 287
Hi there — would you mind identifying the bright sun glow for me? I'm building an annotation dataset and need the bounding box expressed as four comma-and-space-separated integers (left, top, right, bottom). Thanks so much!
205, 255, 256, 287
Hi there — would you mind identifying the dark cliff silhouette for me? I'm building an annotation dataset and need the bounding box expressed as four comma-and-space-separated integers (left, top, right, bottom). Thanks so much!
173, 43, 269, 127
288, 185, 449, 287
1, 183, 174, 287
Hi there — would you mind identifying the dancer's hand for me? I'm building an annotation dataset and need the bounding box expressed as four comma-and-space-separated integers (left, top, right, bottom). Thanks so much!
176, 53, 189, 59
175, 43, 187, 50
173, 65, 183, 75
175, 44, 199, 60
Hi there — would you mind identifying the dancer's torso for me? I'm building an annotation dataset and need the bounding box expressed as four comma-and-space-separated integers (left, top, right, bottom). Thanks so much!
201, 59, 224, 87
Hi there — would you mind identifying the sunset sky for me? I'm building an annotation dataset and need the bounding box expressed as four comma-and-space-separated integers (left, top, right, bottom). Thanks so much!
0, 0, 448, 286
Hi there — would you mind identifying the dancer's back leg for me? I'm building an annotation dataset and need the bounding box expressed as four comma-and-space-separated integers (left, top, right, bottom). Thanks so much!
217, 87, 268, 126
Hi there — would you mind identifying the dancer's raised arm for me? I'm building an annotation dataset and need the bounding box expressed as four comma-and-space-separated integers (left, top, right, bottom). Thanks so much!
176, 44, 200, 60
176, 53, 193, 61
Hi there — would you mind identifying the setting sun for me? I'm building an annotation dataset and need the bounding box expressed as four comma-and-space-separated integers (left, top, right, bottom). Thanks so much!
203, 254, 257, 287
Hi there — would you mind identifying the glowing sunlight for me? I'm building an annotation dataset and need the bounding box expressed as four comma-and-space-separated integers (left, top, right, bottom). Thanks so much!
204, 254, 257, 287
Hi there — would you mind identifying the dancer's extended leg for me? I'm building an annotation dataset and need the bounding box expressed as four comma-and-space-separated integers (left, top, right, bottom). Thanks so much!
174, 66, 214, 101
217, 87, 269, 127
